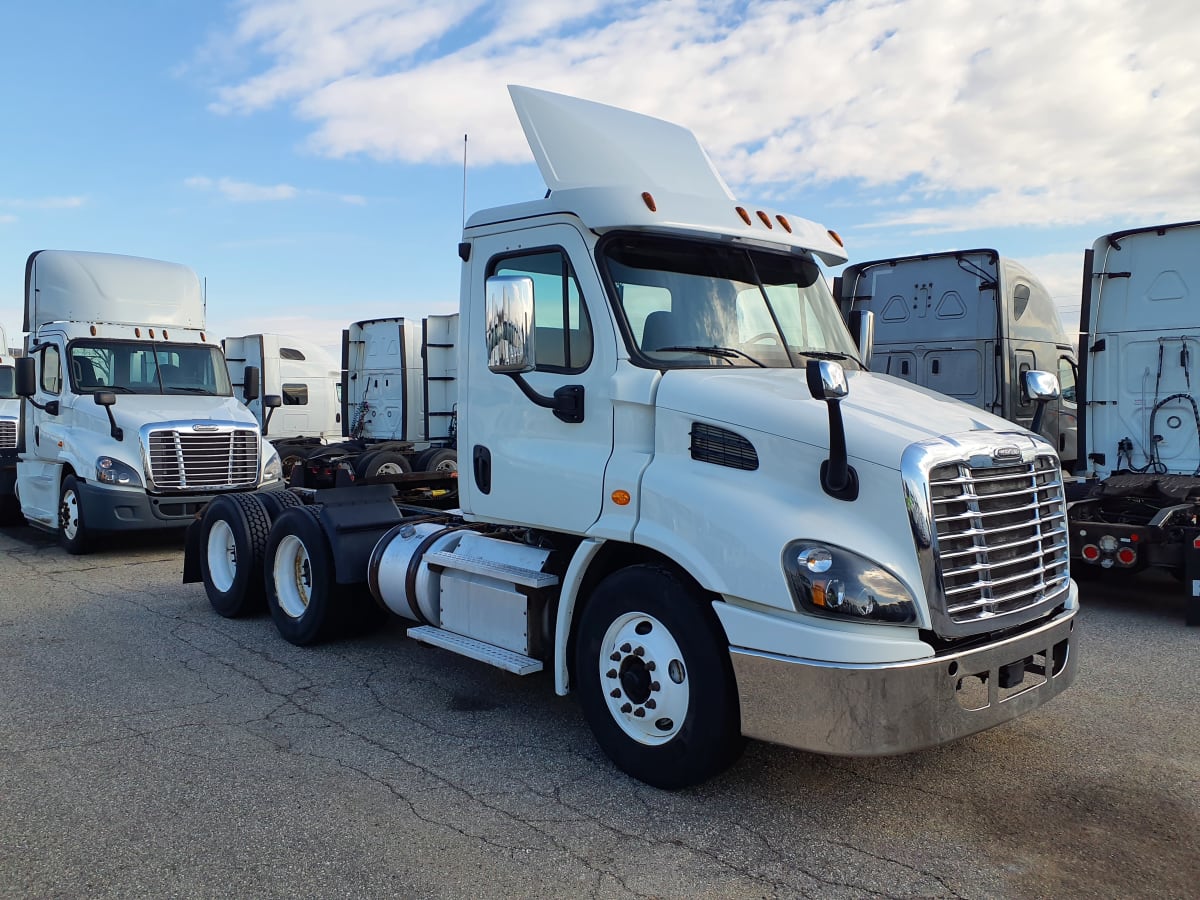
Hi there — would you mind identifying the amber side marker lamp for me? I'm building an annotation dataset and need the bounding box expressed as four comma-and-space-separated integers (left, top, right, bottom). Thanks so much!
611, 490, 631, 506
641, 192, 657, 212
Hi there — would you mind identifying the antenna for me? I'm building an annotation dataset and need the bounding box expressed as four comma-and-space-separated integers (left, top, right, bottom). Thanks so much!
462, 133, 468, 230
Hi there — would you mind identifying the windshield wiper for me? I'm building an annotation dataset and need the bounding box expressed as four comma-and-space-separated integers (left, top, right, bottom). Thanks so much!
165, 386, 215, 394
655, 345, 767, 368
798, 350, 858, 362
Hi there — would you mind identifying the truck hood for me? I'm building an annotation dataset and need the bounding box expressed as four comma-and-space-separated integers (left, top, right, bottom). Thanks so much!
656, 367, 1025, 468
79, 395, 258, 433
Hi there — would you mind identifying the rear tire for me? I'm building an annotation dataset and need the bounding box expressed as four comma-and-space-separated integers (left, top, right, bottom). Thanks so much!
358, 450, 412, 480
417, 448, 457, 473
574, 564, 743, 789
199, 493, 271, 617
258, 488, 305, 520
58, 474, 89, 555
273, 442, 309, 480
264, 506, 343, 645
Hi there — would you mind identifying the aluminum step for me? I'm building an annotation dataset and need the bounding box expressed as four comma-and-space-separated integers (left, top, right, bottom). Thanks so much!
407, 626, 544, 675
424, 550, 559, 588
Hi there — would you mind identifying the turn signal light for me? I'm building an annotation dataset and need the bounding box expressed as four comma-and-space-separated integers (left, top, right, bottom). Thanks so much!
1116, 547, 1137, 566
611, 489, 631, 506
1080, 544, 1100, 561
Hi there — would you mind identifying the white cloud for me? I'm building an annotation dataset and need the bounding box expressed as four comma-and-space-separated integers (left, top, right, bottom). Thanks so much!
0, 214, 16, 225
0, 196, 87, 210
202, 0, 1200, 233
185, 175, 365, 205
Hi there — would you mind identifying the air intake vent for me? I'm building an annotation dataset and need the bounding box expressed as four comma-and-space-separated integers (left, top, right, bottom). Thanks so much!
690, 422, 758, 471
0, 419, 16, 450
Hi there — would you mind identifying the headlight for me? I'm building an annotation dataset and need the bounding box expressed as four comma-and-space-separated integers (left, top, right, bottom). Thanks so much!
262, 445, 283, 484
783, 540, 917, 625
95, 456, 143, 487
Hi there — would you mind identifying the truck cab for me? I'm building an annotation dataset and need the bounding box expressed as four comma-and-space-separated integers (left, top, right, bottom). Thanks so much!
838, 250, 1078, 466
0, 325, 19, 519
16, 251, 283, 552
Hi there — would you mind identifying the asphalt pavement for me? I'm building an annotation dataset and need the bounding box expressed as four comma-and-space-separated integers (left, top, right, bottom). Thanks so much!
1, 524, 1196, 899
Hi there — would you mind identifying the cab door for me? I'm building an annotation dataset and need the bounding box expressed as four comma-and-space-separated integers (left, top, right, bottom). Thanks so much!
460, 222, 616, 533
17, 340, 67, 524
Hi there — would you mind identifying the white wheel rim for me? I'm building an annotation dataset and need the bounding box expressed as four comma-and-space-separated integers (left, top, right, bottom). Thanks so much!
60, 488, 80, 540
433, 458, 457, 473
273, 534, 312, 619
599, 612, 689, 745
206, 519, 237, 593
374, 461, 406, 475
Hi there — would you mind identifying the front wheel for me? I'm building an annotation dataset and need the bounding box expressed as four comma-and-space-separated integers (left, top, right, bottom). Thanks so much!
574, 565, 743, 789
58, 474, 89, 555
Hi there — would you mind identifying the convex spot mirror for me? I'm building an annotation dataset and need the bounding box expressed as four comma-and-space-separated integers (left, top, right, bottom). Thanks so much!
807, 359, 849, 401
485, 275, 537, 374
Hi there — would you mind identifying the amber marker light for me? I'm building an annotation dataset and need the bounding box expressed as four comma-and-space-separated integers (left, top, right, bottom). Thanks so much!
163, 330, 169, 339
149, 328, 156, 338
641, 192, 657, 212
611, 489, 631, 506
776, 215, 792, 233
735, 206, 752, 225
200, 332, 207, 342
756, 210, 773, 228
135, 328, 141, 337
828, 229, 844, 247
89, 325, 97, 335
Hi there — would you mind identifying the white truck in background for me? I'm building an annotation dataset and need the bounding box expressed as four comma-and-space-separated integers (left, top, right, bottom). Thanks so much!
0, 325, 19, 522
13, 250, 284, 552
837, 250, 1079, 467
1070, 220, 1200, 625
185, 86, 1079, 788
224, 333, 342, 476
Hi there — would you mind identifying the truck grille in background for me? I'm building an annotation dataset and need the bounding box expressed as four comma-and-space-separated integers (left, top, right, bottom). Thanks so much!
0, 420, 16, 450
146, 428, 259, 491
929, 454, 1069, 625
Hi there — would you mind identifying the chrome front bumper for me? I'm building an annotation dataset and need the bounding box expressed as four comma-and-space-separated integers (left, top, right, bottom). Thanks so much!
729, 607, 1078, 756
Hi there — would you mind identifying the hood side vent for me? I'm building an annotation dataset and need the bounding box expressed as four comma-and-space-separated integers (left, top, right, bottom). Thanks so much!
690, 422, 758, 471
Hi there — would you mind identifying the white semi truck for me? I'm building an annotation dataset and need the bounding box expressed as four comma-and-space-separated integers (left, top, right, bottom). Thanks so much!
185, 86, 1079, 788
13, 250, 284, 552
1070, 220, 1200, 625
224, 333, 343, 476
0, 326, 19, 522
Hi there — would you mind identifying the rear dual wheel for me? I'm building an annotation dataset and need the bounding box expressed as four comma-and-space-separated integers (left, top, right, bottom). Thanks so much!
200, 493, 273, 617
265, 506, 344, 646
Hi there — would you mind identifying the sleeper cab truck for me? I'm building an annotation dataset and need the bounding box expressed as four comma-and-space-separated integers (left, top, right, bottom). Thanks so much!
1070, 220, 1200, 625
14, 250, 284, 553
0, 326, 19, 522
187, 86, 1080, 788
837, 250, 1079, 468
224, 333, 343, 477
287, 314, 460, 486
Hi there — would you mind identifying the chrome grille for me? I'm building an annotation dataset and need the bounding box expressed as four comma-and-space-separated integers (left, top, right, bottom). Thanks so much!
929, 454, 1069, 627
0, 419, 16, 450
146, 428, 259, 490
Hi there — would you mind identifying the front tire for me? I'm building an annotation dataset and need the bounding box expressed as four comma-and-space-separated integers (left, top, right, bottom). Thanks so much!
264, 506, 342, 645
199, 493, 272, 617
58, 474, 89, 555
574, 564, 743, 789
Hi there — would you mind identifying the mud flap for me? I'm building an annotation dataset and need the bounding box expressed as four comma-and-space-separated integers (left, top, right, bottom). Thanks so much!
1186, 532, 1200, 627
182, 518, 204, 584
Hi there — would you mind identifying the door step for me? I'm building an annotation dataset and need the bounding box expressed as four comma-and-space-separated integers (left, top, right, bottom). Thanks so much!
407, 625, 544, 675
423, 550, 559, 588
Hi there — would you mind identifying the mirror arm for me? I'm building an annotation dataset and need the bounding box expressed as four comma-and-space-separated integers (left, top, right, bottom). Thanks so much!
819, 399, 859, 501
507, 374, 585, 424
1031, 399, 1048, 436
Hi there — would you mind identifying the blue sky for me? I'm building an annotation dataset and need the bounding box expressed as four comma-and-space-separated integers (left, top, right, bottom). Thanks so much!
4, 0, 1199, 355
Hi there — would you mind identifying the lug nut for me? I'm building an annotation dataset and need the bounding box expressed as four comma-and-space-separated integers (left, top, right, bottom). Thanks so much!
646, 661, 656, 671
650, 681, 660, 692
633, 646, 645, 657
610, 689, 621, 698
620, 643, 631, 653
610, 652, 621, 662
634, 707, 646, 718
620, 703, 632, 713
606, 669, 618, 678
644, 699, 656, 710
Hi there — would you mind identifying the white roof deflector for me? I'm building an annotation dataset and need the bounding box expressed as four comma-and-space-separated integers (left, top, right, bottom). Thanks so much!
509, 85, 735, 200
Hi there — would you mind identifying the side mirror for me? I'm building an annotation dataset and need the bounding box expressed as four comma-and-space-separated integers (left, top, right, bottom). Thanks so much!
847, 310, 874, 369
806, 360, 857, 500
243, 365, 261, 402
1024, 369, 1060, 437
261, 393, 282, 436
485, 275, 536, 374
93, 389, 123, 440
15, 357, 35, 397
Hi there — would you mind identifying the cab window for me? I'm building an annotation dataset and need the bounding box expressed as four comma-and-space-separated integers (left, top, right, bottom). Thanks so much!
492, 250, 593, 373
42, 345, 62, 394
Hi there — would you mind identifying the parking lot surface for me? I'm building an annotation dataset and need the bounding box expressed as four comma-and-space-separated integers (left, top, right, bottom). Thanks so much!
1, 525, 1197, 899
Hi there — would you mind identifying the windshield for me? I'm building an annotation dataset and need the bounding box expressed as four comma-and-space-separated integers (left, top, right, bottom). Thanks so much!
67, 340, 233, 396
0, 366, 14, 399
602, 235, 860, 369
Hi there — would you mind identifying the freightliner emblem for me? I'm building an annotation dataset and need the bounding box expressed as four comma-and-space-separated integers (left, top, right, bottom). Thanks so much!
992, 446, 1021, 462
192, 424, 219, 432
